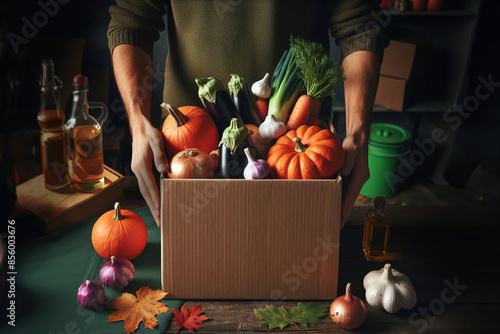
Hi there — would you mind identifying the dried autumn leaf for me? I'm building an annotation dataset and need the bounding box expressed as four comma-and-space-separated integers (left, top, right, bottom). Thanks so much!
107, 286, 169, 333
172, 305, 209, 333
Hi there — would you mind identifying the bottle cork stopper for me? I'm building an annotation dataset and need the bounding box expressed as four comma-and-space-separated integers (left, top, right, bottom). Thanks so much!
73, 74, 84, 85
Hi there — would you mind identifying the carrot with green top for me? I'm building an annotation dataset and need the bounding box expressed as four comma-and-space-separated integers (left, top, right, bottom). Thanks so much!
287, 36, 342, 130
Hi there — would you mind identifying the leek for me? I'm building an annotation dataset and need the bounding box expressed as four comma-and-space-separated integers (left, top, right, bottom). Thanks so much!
259, 48, 304, 139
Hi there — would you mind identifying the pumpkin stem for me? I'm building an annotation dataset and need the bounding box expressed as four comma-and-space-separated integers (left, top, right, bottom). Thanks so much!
113, 202, 123, 220
293, 137, 308, 152
162, 103, 188, 127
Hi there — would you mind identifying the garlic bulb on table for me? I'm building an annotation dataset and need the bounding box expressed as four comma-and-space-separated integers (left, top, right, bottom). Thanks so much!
363, 263, 417, 313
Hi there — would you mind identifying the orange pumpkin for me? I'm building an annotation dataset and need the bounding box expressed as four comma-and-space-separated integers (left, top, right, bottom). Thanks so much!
161, 104, 219, 158
267, 125, 344, 179
91, 202, 148, 260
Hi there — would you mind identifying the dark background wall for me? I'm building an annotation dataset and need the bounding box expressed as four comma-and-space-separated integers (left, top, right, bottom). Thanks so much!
1, 0, 499, 193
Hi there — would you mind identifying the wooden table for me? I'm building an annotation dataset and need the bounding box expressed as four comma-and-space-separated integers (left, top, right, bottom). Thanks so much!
159, 205, 500, 333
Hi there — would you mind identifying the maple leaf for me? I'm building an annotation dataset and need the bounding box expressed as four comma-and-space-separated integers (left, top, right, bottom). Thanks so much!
171, 305, 209, 333
107, 286, 170, 333
254, 302, 329, 330
289, 302, 330, 326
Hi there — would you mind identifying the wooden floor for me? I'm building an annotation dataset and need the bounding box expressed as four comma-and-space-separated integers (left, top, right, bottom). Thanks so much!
160, 206, 500, 333
118, 165, 500, 333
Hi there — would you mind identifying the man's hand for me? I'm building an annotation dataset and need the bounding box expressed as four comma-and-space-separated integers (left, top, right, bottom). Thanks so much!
112, 44, 168, 226
130, 115, 168, 226
340, 134, 369, 228
340, 51, 381, 228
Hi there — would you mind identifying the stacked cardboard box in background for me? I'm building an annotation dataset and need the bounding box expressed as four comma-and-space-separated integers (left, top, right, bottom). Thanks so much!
374, 39, 431, 111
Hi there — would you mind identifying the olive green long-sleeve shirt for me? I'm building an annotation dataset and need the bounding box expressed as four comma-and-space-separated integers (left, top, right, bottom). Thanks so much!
108, 0, 387, 109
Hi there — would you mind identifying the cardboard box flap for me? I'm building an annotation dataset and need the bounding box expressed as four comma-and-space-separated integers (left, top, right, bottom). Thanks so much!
161, 177, 341, 300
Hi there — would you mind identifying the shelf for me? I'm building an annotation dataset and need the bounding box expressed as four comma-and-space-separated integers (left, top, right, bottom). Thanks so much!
332, 98, 453, 113
385, 9, 476, 18
331, 1, 481, 116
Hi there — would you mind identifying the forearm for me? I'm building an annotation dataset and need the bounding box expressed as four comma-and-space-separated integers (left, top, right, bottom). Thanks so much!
112, 44, 153, 136
342, 50, 380, 144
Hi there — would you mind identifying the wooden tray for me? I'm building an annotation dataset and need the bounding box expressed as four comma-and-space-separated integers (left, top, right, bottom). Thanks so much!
16, 165, 124, 232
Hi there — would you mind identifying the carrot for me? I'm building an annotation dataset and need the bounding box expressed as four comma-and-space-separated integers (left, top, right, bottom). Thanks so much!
306, 115, 321, 127
254, 99, 268, 123
286, 35, 342, 130
287, 95, 320, 130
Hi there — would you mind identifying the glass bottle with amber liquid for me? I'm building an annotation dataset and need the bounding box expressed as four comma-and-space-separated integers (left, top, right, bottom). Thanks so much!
363, 196, 390, 261
37, 59, 69, 192
66, 74, 108, 191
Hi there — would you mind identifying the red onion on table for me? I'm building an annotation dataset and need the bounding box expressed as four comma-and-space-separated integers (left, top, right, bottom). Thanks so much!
77, 280, 105, 310
100, 256, 135, 289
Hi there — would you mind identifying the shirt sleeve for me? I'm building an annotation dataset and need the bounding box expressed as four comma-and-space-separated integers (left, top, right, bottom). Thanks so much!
330, 0, 389, 63
107, 0, 166, 57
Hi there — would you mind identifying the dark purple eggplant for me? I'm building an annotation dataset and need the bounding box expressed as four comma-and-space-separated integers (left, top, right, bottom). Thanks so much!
218, 141, 248, 179
228, 74, 260, 126
217, 117, 258, 179
196, 76, 243, 136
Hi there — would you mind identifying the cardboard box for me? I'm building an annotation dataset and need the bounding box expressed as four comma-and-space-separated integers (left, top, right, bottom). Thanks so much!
160, 177, 341, 300
375, 39, 430, 111
375, 75, 410, 111
16, 165, 124, 232
380, 40, 417, 80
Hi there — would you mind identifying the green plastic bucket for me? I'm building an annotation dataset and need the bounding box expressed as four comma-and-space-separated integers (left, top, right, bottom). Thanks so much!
360, 123, 411, 199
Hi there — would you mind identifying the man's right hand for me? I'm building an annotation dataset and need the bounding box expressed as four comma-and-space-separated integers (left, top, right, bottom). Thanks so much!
112, 44, 168, 227
130, 114, 168, 227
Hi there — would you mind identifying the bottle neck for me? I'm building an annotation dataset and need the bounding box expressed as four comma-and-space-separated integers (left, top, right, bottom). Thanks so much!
371, 196, 387, 218
374, 206, 385, 217
70, 87, 89, 119
40, 84, 61, 112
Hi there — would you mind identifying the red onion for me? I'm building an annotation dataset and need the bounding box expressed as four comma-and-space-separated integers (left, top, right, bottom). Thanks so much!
99, 256, 135, 289
330, 283, 366, 329
77, 280, 105, 310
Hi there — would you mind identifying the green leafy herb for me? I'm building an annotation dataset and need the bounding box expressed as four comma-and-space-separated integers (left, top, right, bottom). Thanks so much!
290, 35, 342, 99
254, 302, 329, 330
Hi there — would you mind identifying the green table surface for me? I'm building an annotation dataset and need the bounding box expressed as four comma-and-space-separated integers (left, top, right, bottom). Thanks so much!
0, 206, 183, 334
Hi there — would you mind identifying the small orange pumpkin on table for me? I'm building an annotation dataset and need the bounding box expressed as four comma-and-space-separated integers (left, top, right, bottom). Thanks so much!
91, 202, 148, 260
267, 125, 344, 179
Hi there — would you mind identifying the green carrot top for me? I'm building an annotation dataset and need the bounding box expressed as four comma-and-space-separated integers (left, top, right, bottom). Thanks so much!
290, 35, 342, 100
